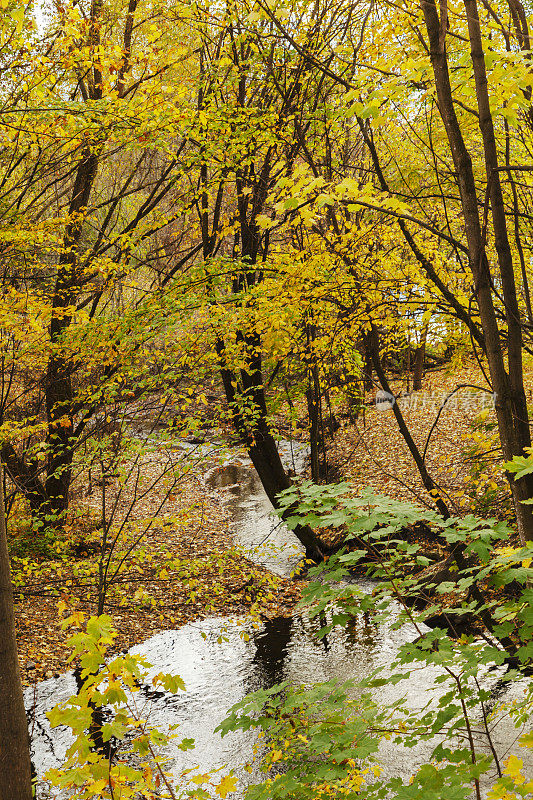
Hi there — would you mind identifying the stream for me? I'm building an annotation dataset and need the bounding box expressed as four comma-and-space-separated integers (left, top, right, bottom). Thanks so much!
26, 446, 533, 797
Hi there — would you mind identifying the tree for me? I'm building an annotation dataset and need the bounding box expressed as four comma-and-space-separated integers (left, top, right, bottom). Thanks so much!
0, 0, 204, 532
419, 0, 533, 541
242, 0, 533, 540
180, 4, 353, 558
0, 460, 32, 800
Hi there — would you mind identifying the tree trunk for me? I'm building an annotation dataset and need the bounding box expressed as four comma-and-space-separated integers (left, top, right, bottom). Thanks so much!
0, 461, 33, 800
42, 0, 103, 522
44, 148, 99, 524
305, 323, 326, 483
412, 325, 428, 391
216, 336, 329, 561
196, 37, 331, 561
421, 0, 533, 542
362, 334, 373, 391
248, 423, 327, 560
367, 336, 519, 653
1, 444, 51, 524
306, 384, 320, 484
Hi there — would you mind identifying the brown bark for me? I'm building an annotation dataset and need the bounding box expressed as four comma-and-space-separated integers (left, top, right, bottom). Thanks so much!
421, 0, 533, 541
0, 461, 33, 800
44, 147, 99, 522
305, 323, 326, 483
362, 334, 373, 391
1, 443, 50, 521
216, 337, 329, 561
356, 118, 486, 351
42, 0, 104, 522
199, 38, 331, 561
42, 0, 134, 522
412, 325, 428, 391
306, 379, 321, 484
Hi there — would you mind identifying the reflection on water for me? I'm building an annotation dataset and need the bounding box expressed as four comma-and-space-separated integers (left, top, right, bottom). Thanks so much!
27, 454, 533, 798
205, 463, 304, 576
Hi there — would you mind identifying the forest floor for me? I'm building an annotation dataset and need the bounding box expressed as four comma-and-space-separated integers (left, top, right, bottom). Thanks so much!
326, 361, 518, 521
12, 358, 526, 686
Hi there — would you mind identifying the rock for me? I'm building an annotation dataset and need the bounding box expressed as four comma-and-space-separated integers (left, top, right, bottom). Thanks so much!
423, 611, 476, 636
414, 556, 457, 590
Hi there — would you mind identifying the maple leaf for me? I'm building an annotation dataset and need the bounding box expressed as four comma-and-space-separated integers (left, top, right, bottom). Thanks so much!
503, 754, 525, 784
216, 774, 238, 798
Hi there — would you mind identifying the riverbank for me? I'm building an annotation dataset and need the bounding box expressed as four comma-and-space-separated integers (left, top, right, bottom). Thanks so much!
12, 449, 303, 687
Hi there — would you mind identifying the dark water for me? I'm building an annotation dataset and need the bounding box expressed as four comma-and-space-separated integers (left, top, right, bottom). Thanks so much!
26, 452, 533, 797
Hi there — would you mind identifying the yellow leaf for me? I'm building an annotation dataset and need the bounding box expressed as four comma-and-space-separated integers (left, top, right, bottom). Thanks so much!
503, 754, 525, 783
216, 775, 238, 798
190, 773, 210, 785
